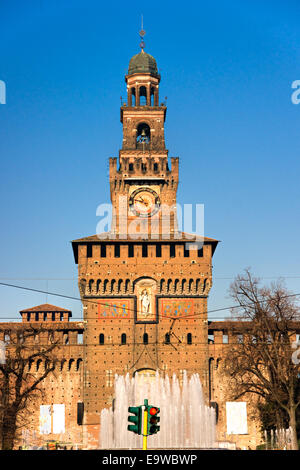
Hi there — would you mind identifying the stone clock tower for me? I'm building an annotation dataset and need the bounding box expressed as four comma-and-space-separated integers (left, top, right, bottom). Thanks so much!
72, 41, 218, 448
110, 47, 179, 238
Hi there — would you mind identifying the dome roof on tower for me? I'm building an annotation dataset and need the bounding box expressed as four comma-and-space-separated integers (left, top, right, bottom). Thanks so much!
128, 50, 159, 76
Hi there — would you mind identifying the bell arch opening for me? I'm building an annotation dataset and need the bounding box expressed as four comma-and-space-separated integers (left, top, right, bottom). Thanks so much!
136, 122, 150, 149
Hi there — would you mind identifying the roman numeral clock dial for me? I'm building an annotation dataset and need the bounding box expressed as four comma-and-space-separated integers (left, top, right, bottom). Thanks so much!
129, 188, 161, 217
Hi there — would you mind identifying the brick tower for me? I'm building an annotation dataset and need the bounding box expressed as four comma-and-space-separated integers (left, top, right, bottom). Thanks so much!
72, 40, 218, 448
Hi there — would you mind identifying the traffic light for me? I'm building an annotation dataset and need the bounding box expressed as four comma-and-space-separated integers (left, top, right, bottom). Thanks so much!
147, 406, 160, 435
128, 406, 142, 434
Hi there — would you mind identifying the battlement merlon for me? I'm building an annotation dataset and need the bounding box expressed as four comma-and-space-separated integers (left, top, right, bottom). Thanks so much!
109, 156, 179, 181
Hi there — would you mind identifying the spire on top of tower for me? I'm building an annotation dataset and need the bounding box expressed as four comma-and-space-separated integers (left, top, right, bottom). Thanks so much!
139, 14, 146, 51
127, 17, 159, 77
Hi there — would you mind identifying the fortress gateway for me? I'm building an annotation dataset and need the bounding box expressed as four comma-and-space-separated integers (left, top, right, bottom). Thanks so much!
0, 44, 261, 450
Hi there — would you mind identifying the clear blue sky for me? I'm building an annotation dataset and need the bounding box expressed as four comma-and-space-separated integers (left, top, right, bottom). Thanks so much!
0, 0, 300, 321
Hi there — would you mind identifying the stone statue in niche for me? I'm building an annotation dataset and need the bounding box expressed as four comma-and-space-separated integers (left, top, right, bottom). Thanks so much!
141, 289, 151, 315
135, 278, 157, 323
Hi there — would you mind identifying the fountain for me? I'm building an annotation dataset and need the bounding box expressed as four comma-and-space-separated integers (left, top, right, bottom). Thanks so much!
99, 370, 217, 449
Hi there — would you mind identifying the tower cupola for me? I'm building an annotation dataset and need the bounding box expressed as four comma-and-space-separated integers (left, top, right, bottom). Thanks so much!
125, 27, 160, 107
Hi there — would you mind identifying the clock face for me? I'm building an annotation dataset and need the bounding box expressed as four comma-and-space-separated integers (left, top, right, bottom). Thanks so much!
129, 188, 161, 218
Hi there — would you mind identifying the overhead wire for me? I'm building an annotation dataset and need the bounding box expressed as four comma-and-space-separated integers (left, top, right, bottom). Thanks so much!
0, 281, 299, 322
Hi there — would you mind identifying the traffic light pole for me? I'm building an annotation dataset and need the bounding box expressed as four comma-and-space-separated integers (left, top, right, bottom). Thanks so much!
142, 399, 148, 450
128, 398, 160, 449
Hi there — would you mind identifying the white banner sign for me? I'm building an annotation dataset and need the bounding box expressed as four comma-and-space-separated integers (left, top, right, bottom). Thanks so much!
226, 402, 248, 435
39, 405, 51, 435
53, 404, 65, 434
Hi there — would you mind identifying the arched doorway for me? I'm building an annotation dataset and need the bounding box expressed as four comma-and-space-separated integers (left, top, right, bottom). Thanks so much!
134, 368, 156, 387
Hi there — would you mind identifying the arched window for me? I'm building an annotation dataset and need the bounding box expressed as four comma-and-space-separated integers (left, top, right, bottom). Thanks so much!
125, 279, 130, 293
121, 333, 127, 345
89, 279, 94, 294
63, 332, 69, 345
136, 123, 150, 146
80, 278, 86, 295
4, 332, 10, 343
187, 333, 192, 345
143, 333, 148, 345
165, 333, 170, 344
99, 333, 105, 345
150, 87, 155, 106
48, 332, 54, 344
103, 279, 109, 293
131, 87, 136, 106
111, 279, 116, 294
139, 86, 147, 105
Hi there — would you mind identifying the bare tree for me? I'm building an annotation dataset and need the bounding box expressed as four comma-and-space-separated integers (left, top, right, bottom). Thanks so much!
223, 269, 300, 450
0, 326, 59, 450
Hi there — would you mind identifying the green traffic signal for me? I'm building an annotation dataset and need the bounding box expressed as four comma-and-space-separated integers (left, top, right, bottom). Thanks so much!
147, 406, 160, 435
128, 406, 142, 435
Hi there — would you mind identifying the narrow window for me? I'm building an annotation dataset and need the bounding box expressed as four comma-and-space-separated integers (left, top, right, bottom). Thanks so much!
77, 331, 83, 344
101, 244, 106, 257
170, 244, 175, 258
18, 332, 24, 344
99, 333, 105, 345
121, 333, 127, 345
198, 247, 203, 257
128, 244, 134, 257
153, 162, 158, 172
106, 370, 113, 387
4, 332, 10, 343
156, 244, 162, 257
143, 333, 148, 345
131, 88, 136, 106
142, 244, 148, 257
208, 334, 214, 344
165, 333, 170, 344
87, 244, 92, 258
187, 333, 192, 345
184, 245, 190, 257
150, 87, 155, 106
49, 332, 54, 344
129, 163, 134, 171
139, 86, 147, 105
63, 332, 69, 345
114, 244, 120, 258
